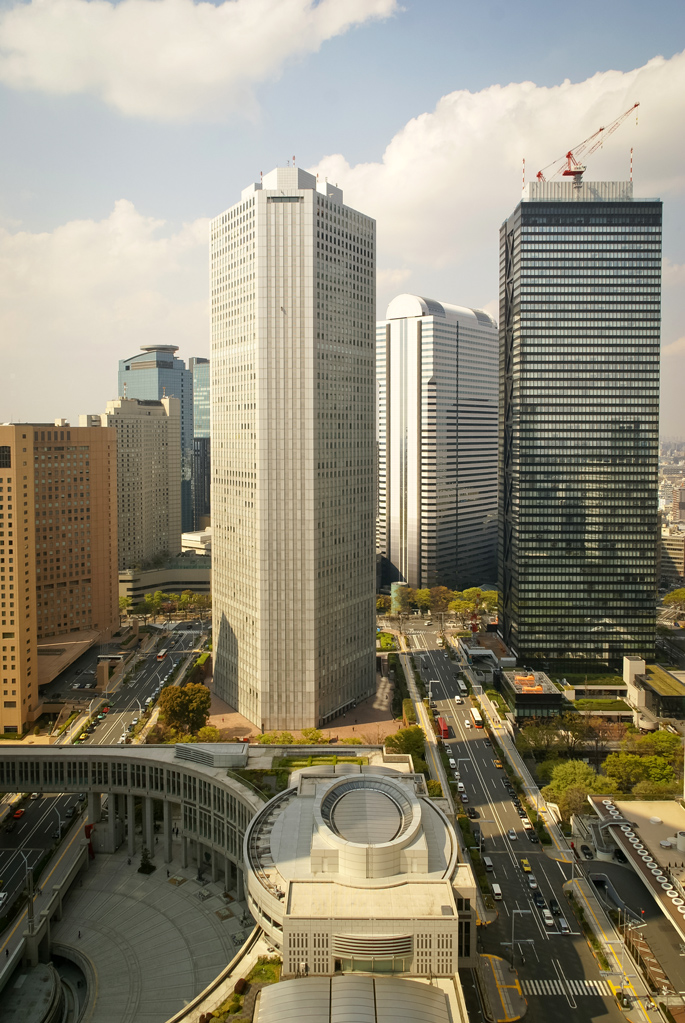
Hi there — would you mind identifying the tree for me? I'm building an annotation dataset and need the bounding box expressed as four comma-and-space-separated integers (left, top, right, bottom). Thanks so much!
130, 598, 154, 624
426, 779, 443, 797
341, 736, 362, 745
631, 779, 682, 800
515, 719, 563, 758
558, 713, 592, 753
385, 725, 425, 761
480, 590, 499, 613
414, 589, 432, 614
603, 752, 649, 792
158, 686, 188, 731
624, 730, 682, 760
376, 595, 391, 613
429, 587, 454, 614
448, 598, 475, 629
663, 588, 685, 613
300, 727, 326, 745
196, 725, 221, 743
541, 760, 613, 817
185, 683, 212, 733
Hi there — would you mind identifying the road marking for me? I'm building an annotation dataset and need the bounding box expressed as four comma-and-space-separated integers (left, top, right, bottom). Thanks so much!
552, 956, 577, 1008
521, 978, 609, 997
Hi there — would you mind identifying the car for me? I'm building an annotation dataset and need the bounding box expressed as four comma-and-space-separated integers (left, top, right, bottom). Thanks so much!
581, 844, 593, 860
507, 829, 517, 841
541, 908, 554, 927
12, 808, 25, 819
464, 720, 472, 728
131, 717, 139, 726
520, 858, 532, 872
65, 806, 76, 818
71, 683, 80, 690
527, 833, 539, 844
78, 793, 86, 802
518, 809, 528, 819
97, 713, 105, 719
448, 758, 457, 769
457, 781, 465, 791
0, 892, 8, 907
84, 683, 95, 689
52, 829, 61, 840
614, 848, 628, 864
549, 898, 561, 916
493, 760, 503, 769
103, 706, 110, 713
533, 892, 546, 908
522, 819, 533, 831
467, 807, 479, 820
558, 916, 570, 934
484, 739, 491, 747
461, 793, 469, 803
4, 821, 16, 833
527, 874, 538, 890
30, 792, 41, 800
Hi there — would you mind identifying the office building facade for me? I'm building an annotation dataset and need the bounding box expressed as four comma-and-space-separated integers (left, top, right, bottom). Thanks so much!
190, 356, 211, 529
118, 345, 194, 531
82, 398, 181, 571
376, 295, 498, 590
0, 421, 118, 735
498, 180, 661, 665
211, 166, 376, 730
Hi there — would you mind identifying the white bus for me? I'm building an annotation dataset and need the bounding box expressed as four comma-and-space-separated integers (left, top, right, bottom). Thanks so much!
457, 679, 468, 696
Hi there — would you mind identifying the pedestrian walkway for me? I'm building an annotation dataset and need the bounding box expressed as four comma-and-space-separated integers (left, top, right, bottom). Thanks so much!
478, 954, 527, 1023
48, 839, 252, 1023
521, 978, 610, 997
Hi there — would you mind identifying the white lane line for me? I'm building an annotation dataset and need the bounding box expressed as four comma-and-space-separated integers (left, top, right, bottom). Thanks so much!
553, 957, 577, 1008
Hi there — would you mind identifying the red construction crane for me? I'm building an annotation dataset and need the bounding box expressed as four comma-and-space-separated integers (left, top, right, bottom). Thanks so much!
536, 102, 639, 184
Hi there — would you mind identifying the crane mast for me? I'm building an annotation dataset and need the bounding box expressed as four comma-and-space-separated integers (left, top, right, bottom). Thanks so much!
536, 102, 639, 186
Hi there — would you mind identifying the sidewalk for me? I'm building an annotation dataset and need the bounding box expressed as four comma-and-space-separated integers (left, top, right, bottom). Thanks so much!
478, 954, 527, 1022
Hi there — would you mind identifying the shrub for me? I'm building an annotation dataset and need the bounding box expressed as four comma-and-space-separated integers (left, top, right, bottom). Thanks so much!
233, 978, 247, 995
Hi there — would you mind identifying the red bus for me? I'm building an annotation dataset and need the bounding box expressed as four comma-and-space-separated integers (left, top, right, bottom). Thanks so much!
436, 716, 449, 739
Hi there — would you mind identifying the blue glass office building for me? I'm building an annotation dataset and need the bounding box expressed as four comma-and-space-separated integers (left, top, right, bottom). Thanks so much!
118, 345, 194, 532
190, 357, 211, 528
498, 180, 661, 666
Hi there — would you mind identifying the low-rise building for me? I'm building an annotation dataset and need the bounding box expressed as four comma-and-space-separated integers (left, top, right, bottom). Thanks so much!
498, 668, 564, 722
661, 527, 685, 588
181, 528, 212, 555
119, 553, 211, 604
623, 656, 685, 721
244, 761, 476, 979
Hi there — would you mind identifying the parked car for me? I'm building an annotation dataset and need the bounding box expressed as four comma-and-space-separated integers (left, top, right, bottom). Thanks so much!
493, 760, 503, 769
533, 892, 546, 908
464, 720, 471, 728
614, 848, 628, 865
467, 807, 479, 820
527, 833, 539, 844
581, 844, 593, 860
484, 739, 491, 747
0, 892, 8, 908
449, 758, 457, 769
30, 792, 41, 800
4, 821, 16, 833
12, 808, 25, 819
461, 793, 469, 803
65, 806, 76, 818
549, 898, 561, 916
558, 916, 570, 934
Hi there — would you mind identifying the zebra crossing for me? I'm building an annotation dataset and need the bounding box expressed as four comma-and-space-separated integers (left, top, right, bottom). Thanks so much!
522, 978, 610, 997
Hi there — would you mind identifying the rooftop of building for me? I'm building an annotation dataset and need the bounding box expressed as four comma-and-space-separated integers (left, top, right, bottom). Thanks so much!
256, 975, 452, 1023
245, 764, 465, 919
384, 293, 496, 329
502, 668, 558, 695
640, 664, 685, 698
461, 632, 512, 658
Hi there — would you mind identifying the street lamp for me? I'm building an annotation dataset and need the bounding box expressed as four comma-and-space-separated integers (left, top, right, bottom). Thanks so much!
55, 807, 64, 840
16, 850, 35, 934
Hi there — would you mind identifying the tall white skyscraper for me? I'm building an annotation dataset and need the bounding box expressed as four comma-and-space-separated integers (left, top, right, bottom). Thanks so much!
211, 167, 376, 731
376, 295, 498, 591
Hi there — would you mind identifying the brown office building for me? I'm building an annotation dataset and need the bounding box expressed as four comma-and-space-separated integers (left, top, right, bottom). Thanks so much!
0, 421, 118, 736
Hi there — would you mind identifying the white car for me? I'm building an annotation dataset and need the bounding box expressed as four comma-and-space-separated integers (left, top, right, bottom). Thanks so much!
449, 758, 457, 769
464, 720, 472, 728
0, 892, 8, 907
528, 874, 538, 890
507, 829, 517, 841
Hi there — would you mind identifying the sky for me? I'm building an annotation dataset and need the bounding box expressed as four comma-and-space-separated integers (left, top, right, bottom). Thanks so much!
0, 0, 684, 435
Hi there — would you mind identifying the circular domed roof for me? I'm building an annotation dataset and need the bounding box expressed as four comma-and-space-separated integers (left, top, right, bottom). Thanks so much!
319, 777, 415, 847
332, 789, 402, 844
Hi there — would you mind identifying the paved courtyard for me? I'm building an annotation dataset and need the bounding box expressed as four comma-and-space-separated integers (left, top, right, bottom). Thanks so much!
51, 838, 252, 1023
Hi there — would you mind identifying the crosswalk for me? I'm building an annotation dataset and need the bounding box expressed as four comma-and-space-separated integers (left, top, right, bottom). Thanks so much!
522, 978, 610, 997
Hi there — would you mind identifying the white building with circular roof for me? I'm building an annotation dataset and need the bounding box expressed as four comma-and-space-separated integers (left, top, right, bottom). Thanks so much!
244, 763, 476, 979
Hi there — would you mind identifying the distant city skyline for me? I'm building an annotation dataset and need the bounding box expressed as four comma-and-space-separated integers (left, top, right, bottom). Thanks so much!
0, 2, 683, 435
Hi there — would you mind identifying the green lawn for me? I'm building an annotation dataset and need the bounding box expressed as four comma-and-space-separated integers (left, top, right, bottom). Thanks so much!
573, 699, 631, 711
377, 631, 396, 651
561, 672, 624, 686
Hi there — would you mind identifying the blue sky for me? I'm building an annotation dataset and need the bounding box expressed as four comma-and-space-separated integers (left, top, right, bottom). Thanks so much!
0, 0, 684, 433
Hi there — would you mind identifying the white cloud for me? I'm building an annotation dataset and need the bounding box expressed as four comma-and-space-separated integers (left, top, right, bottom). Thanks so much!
662, 336, 685, 357
0, 0, 396, 120
0, 201, 209, 423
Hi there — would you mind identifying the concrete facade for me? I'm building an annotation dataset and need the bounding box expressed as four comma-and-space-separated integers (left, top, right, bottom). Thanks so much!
210, 167, 376, 730
376, 295, 498, 590
0, 422, 118, 735
82, 398, 182, 572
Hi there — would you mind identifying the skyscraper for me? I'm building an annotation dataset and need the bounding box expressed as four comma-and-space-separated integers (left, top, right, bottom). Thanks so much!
0, 421, 118, 736
376, 294, 498, 590
81, 398, 181, 570
211, 166, 376, 731
498, 179, 661, 665
190, 356, 211, 529
118, 345, 194, 532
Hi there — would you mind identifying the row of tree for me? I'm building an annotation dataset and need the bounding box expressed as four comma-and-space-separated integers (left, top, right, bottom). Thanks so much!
535, 728, 683, 820
377, 586, 498, 628
120, 589, 212, 623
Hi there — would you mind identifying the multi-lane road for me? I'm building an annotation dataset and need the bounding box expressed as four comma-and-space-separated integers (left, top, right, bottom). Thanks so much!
64, 624, 204, 747
403, 626, 628, 1023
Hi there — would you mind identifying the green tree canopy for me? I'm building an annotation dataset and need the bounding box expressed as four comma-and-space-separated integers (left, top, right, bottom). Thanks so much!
300, 727, 326, 745
429, 587, 454, 613
448, 598, 476, 629
541, 760, 613, 819
663, 588, 685, 612
158, 683, 211, 734
603, 752, 650, 792
385, 725, 425, 761
376, 595, 391, 613
414, 589, 432, 613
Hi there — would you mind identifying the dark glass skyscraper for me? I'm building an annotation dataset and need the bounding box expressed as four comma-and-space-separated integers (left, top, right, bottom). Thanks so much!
190, 356, 210, 528
118, 344, 194, 532
498, 180, 661, 666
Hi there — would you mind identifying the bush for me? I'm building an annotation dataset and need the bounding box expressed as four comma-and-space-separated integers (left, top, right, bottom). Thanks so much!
402, 699, 416, 725
426, 779, 442, 797
233, 978, 247, 995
